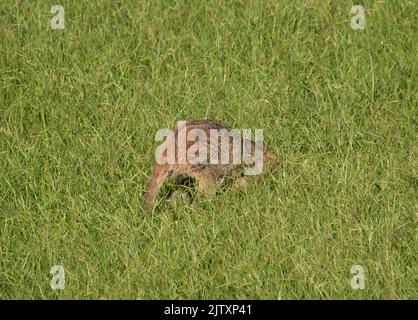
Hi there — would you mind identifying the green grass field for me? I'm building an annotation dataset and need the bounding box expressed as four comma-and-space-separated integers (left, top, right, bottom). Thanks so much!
0, 0, 417, 299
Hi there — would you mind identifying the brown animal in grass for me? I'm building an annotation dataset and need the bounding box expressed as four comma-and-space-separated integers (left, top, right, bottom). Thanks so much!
144, 120, 278, 212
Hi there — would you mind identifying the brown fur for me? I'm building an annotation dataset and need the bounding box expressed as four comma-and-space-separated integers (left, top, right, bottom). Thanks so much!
144, 120, 278, 212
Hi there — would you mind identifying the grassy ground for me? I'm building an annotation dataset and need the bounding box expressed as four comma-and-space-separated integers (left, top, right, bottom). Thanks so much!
0, 0, 417, 299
